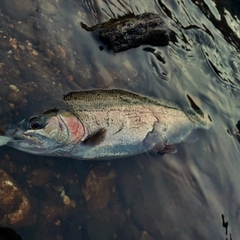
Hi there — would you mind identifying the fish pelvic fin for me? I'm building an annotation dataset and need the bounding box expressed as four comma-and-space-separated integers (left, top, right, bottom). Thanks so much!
82, 128, 107, 146
153, 143, 177, 155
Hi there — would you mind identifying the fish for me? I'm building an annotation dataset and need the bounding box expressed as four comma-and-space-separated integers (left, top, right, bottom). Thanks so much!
5, 89, 212, 160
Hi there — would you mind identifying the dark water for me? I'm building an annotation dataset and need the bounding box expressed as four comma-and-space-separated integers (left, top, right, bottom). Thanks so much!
0, 0, 240, 239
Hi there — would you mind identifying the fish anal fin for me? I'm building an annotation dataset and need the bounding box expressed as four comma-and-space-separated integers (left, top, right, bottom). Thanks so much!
153, 143, 177, 155
82, 128, 106, 146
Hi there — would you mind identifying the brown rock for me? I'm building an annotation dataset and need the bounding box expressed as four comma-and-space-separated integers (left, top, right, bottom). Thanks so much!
0, 169, 35, 227
7, 91, 23, 105
40, 203, 63, 222
81, 13, 170, 52
82, 168, 110, 212
7, 85, 24, 106
29, 168, 52, 186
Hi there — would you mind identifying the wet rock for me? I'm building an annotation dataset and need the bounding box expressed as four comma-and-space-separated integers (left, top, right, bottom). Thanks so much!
1, 0, 38, 20
82, 168, 113, 211
7, 84, 27, 110
29, 168, 52, 186
62, 195, 71, 206
9, 38, 18, 50
60, 190, 76, 208
7, 91, 24, 105
0, 169, 35, 227
81, 13, 170, 52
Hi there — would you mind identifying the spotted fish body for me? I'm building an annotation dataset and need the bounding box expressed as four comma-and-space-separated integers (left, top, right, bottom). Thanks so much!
6, 89, 211, 160
63, 89, 211, 159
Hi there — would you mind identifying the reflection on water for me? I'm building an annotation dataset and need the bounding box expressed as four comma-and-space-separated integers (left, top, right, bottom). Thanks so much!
0, 0, 240, 239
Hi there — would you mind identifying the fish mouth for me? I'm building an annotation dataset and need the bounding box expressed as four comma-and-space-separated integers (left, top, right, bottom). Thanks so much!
7, 133, 58, 154
6, 128, 44, 145
7, 140, 44, 154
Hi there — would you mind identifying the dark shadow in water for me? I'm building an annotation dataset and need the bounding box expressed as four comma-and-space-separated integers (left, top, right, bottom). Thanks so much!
0, 227, 22, 240
143, 47, 166, 64
222, 214, 233, 240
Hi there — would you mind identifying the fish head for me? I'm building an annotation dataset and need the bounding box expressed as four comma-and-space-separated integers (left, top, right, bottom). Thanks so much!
6, 109, 84, 156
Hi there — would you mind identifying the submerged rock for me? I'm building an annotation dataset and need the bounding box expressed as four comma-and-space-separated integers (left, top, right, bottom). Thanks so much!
28, 168, 52, 186
0, 169, 35, 227
81, 13, 170, 52
82, 168, 115, 211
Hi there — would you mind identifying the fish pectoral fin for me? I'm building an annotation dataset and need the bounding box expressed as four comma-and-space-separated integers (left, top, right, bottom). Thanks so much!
153, 143, 177, 155
82, 128, 107, 146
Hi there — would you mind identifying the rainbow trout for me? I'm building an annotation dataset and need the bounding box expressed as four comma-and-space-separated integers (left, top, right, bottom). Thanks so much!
5, 89, 212, 160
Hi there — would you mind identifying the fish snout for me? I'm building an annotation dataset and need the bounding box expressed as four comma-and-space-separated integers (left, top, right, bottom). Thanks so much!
5, 123, 19, 137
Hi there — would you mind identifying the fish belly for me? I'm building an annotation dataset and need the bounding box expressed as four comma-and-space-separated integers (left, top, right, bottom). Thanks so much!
71, 106, 157, 159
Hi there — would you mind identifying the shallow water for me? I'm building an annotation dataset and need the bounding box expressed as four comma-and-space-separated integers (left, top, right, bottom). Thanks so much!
0, 0, 240, 239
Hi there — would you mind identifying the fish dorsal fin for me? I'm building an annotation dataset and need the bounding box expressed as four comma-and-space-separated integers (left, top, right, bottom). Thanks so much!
82, 128, 106, 146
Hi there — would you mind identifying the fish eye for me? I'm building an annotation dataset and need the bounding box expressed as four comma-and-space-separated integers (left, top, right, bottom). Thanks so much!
28, 116, 43, 130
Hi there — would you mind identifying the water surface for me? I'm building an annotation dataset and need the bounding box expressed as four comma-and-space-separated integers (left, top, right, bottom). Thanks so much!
0, 0, 239, 239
